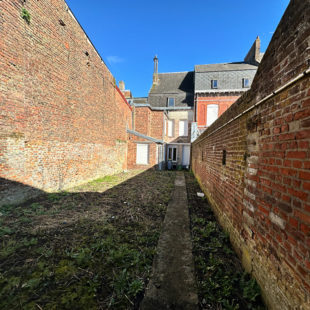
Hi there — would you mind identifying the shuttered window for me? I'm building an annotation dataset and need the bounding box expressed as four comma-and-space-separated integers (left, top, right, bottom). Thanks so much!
179, 120, 188, 136
206, 104, 219, 126
168, 120, 174, 137
136, 144, 149, 165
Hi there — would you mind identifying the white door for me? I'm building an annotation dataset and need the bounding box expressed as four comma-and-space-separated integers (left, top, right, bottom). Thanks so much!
136, 144, 149, 164
182, 145, 191, 166
207, 104, 219, 126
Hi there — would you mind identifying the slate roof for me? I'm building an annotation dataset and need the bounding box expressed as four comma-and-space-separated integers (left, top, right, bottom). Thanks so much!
148, 72, 194, 108
194, 62, 258, 92
149, 72, 194, 94
195, 62, 258, 73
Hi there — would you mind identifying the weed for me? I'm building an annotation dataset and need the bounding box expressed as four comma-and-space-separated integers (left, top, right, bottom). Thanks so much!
185, 172, 265, 309
21, 8, 31, 24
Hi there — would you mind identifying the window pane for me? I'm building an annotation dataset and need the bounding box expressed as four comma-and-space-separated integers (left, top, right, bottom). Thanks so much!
173, 148, 177, 161
243, 78, 250, 88
168, 98, 175, 107
211, 80, 218, 89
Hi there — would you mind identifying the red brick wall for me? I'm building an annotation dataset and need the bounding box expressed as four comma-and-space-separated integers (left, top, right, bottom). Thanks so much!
127, 106, 164, 170
127, 138, 158, 170
134, 107, 151, 136
196, 95, 239, 127
192, 1, 310, 308
0, 0, 132, 205
150, 110, 164, 140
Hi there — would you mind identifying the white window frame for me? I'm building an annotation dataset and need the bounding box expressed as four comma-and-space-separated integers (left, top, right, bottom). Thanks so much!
211, 80, 218, 89
243, 78, 250, 88
136, 143, 149, 165
179, 120, 188, 136
167, 97, 175, 107
168, 120, 174, 137
167, 146, 177, 162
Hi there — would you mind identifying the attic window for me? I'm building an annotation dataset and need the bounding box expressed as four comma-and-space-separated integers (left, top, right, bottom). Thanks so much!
243, 78, 250, 88
167, 97, 175, 107
211, 80, 218, 89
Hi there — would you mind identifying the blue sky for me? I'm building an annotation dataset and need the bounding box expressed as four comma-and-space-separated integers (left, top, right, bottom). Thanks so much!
65, 0, 290, 97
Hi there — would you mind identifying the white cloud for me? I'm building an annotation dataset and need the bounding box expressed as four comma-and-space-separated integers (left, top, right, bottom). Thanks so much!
107, 56, 124, 64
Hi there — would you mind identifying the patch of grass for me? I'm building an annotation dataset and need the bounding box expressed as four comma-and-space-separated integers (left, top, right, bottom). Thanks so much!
0, 170, 176, 309
185, 172, 265, 310
92, 175, 118, 183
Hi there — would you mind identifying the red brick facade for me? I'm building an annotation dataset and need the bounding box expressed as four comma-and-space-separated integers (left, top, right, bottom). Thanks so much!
196, 95, 239, 128
127, 106, 164, 170
191, 1, 310, 308
0, 0, 132, 205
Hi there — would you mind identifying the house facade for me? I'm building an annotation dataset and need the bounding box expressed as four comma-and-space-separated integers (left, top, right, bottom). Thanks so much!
148, 56, 194, 169
123, 38, 262, 169
192, 37, 263, 140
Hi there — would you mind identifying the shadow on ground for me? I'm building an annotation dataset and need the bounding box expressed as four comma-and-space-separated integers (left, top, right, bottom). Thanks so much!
0, 169, 175, 309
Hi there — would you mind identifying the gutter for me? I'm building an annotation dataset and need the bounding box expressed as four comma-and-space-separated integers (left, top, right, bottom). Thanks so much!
127, 129, 164, 144
132, 104, 193, 111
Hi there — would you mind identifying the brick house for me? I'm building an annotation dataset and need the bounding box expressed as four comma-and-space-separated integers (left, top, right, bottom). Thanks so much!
125, 39, 263, 170
124, 57, 194, 170
193, 37, 263, 139
147, 56, 194, 169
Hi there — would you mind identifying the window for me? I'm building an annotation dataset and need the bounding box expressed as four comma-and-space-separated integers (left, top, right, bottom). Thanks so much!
168, 146, 177, 162
243, 78, 250, 88
211, 80, 218, 89
207, 104, 219, 126
167, 97, 175, 107
168, 120, 174, 137
179, 120, 188, 136
136, 144, 149, 165
164, 120, 167, 135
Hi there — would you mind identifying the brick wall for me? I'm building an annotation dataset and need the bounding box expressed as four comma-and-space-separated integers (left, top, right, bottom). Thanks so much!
127, 106, 164, 169
196, 95, 240, 127
0, 0, 132, 205
191, 0, 310, 308
127, 138, 159, 170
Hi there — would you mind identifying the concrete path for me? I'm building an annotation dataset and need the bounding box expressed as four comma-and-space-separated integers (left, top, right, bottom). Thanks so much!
141, 172, 198, 310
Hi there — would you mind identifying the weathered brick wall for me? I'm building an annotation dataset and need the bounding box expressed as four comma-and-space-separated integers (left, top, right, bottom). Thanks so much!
127, 138, 158, 170
191, 1, 310, 309
127, 106, 164, 169
0, 0, 132, 205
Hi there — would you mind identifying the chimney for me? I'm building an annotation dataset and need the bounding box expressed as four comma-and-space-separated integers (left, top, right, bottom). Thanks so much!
119, 80, 125, 91
244, 36, 262, 66
153, 55, 159, 84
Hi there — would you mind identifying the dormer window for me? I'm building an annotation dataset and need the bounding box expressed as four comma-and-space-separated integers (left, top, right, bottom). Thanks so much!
243, 78, 250, 88
211, 80, 218, 89
168, 97, 175, 107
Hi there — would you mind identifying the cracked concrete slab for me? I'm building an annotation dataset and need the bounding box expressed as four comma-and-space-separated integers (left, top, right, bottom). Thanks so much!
141, 172, 198, 310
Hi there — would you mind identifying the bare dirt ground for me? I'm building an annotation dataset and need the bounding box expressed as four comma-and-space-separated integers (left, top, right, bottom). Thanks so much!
0, 169, 175, 309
